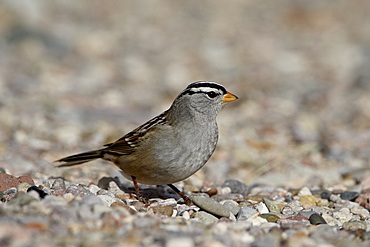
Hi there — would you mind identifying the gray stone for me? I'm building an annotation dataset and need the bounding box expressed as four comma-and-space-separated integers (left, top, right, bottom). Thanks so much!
237, 206, 258, 221
340, 191, 360, 201
277, 219, 311, 229
4, 187, 17, 195
9, 192, 37, 206
190, 194, 231, 218
51, 178, 66, 190
222, 179, 249, 195
66, 184, 93, 198
97, 194, 118, 206
220, 200, 240, 215
192, 211, 219, 225
342, 221, 367, 231
309, 213, 327, 225
263, 198, 281, 213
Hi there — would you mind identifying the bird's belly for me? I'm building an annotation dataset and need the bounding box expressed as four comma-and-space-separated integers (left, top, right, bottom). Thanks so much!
118, 137, 216, 185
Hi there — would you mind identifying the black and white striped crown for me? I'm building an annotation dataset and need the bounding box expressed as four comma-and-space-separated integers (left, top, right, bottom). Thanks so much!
180, 81, 227, 97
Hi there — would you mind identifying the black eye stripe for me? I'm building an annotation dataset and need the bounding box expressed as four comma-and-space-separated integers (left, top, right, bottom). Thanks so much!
180, 88, 222, 97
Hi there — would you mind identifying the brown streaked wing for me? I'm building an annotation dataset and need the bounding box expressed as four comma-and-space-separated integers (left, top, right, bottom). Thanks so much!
103, 112, 167, 155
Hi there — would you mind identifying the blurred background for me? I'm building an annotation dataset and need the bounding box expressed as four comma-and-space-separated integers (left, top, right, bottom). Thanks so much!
1, 0, 370, 189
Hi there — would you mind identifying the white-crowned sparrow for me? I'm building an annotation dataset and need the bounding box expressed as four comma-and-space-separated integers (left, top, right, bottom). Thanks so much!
57, 81, 238, 203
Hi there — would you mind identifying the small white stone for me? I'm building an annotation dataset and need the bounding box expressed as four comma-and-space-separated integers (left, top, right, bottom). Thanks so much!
247, 215, 268, 226
351, 206, 370, 217
221, 187, 231, 194
255, 202, 269, 214
298, 187, 312, 197
97, 195, 119, 206
181, 211, 190, 220
88, 184, 101, 194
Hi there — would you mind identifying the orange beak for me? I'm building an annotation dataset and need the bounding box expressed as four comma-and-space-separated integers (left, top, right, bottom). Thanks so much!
222, 92, 238, 102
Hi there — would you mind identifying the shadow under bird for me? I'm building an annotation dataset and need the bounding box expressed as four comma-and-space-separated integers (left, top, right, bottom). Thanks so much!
56, 81, 238, 204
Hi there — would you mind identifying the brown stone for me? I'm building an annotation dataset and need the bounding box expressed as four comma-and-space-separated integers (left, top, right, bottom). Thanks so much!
111, 201, 137, 214
0, 173, 34, 192
150, 205, 174, 217
299, 195, 318, 206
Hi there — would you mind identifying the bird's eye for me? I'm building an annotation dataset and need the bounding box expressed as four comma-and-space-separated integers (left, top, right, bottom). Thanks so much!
206, 91, 218, 98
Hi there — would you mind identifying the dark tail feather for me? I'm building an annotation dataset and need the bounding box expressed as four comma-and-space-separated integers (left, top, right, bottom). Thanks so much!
56, 150, 104, 167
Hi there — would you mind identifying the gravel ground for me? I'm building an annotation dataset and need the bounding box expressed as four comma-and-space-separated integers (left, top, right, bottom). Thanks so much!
1, 1, 370, 246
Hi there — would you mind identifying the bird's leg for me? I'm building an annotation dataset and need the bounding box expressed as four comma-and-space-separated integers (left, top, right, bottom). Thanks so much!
131, 175, 147, 203
167, 184, 192, 206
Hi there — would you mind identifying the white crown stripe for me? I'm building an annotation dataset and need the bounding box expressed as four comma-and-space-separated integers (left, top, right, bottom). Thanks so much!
188, 87, 220, 93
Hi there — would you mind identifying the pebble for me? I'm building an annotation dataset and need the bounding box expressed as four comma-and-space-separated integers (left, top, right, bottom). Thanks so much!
96, 189, 115, 197
351, 206, 370, 217
107, 180, 127, 196
342, 221, 367, 231
149, 205, 174, 217
309, 213, 327, 225
205, 187, 218, 197
263, 198, 281, 213
0, 173, 34, 192
282, 200, 303, 216
97, 177, 116, 190
220, 200, 240, 215
4, 187, 17, 195
278, 219, 311, 229
66, 184, 93, 197
260, 213, 281, 223
51, 178, 66, 191
237, 206, 258, 221
221, 187, 232, 195
299, 195, 318, 206
88, 184, 101, 194
249, 215, 268, 226
321, 191, 331, 200
254, 202, 269, 214
321, 212, 343, 227
97, 194, 119, 206
192, 211, 218, 225
222, 179, 250, 195
150, 198, 177, 207
355, 193, 370, 208
333, 208, 353, 222
298, 187, 312, 197
190, 194, 231, 218
298, 209, 317, 219
211, 193, 244, 202
2, 175, 370, 246
340, 191, 360, 201
9, 192, 37, 206
27, 185, 48, 199
110, 201, 137, 214
16, 182, 33, 193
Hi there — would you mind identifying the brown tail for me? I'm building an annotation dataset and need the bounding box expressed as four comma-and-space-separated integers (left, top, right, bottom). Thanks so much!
56, 150, 104, 167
